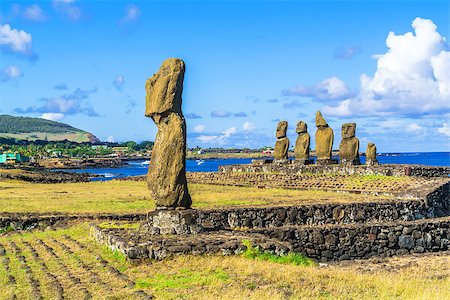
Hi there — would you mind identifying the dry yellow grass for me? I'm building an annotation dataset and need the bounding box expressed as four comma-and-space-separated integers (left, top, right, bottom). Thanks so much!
0, 223, 448, 299
0, 179, 396, 214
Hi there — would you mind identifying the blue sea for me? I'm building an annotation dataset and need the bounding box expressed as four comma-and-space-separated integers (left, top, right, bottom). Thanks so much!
59, 152, 449, 181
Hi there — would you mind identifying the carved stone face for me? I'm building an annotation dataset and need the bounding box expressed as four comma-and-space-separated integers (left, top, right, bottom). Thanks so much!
342, 123, 356, 139
276, 121, 288, 138
316, 111, 328, 127
296, 121, 307, 134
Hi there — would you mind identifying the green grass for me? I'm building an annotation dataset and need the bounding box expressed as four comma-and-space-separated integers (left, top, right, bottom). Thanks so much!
241, 240, 315, 266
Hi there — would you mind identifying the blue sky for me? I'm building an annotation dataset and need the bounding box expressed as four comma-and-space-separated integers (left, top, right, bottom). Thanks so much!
1, 0, 449, 152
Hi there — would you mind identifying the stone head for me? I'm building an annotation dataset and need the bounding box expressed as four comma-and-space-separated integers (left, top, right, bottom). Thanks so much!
368, 142, 375, 148
316, 111, 328, 127
341, 123, 356, 139
276, 121, 288, 138
296, 121, 307, 134
145, 58, 185, 118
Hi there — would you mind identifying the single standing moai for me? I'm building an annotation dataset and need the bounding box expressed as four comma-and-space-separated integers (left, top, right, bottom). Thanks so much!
294, 121, 311, 164
273, 121, 289, 161
145, 58, 192, 209
315, 111, 335, 165
339, 123, 360, 165
365, 142, 379, 166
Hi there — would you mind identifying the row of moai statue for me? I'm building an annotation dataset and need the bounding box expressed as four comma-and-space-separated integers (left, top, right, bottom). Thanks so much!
273, 111, 379, 166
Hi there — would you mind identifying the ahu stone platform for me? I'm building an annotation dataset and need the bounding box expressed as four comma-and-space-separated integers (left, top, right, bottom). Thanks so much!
92, 181, 449, 262
219, 161, 450, 177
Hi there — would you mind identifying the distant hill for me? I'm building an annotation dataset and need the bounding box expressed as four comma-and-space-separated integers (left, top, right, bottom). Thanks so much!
0, 115, 100, 143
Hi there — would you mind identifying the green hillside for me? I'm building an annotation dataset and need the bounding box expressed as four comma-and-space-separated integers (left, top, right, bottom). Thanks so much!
0, 115, 100, 143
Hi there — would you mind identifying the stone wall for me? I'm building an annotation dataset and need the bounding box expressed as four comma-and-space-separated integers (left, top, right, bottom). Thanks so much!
248, 217, 450, 261
219, 163, 450, 178
92, 217, 450, 262
141, 182, 449, 235
0, 213, 147, 232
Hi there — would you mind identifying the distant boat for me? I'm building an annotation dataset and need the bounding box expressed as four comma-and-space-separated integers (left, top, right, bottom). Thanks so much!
196, 159, 205, 165
141, 160, 150, 165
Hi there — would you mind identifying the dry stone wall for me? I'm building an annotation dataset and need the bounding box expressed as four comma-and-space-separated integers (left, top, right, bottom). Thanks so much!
219, 163, 450, 178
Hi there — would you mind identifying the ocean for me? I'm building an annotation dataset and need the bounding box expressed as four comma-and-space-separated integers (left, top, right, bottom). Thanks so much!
59, 152, 450, 181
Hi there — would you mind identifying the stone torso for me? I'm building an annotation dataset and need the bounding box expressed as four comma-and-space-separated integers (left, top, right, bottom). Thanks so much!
315, 127, 333, 160
294, 133, 310, 160
339, 137, 359, 161
274, 137, 289, 160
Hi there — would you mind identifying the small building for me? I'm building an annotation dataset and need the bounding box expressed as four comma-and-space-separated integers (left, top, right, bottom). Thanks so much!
111, 146, 129, 156
0, 152, 29, 164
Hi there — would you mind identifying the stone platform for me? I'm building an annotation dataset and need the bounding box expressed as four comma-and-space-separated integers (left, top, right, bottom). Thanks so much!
219, 162, 450, 177
92, 181, 449, 262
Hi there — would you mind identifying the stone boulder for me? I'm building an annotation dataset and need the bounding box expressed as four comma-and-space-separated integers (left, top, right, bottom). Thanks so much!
145, 58, 192, 209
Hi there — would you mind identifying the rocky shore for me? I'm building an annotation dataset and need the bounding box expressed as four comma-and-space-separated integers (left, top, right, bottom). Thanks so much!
0, 166, 92, 183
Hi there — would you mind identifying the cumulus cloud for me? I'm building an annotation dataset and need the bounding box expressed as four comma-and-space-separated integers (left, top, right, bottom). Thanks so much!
14, 88, 99, 119
196, 127, 237, 143
0, 24, 33, 56
211, 110, 247, 118
120, 4, 141, 24
52, 0, 82, 21
243, 121, 256, 131
437, 123, 450, 137
406, 123, 422, 133
186, 113, 202, 119
113, 75, 125, 91
283, 77, 352, 101
1, 65, 23, 82
41, 113, 65, 121
23, 4, 46, 22
193, 124, 206, 133
323, 18, 450, 117
211, 110, 231, 118
334, 45, 362, 60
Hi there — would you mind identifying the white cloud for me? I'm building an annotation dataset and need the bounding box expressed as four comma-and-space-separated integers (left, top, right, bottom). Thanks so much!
41, 113, 65, 121
52, 0, 82, 21
243, 121, 256, 131
283, 76, 352, 101
120, 4, 141, 24
106, 135, 116, 143
193, 124, 206, 133
1, 65, 23, 82
196, 127, 237, 143
406, 123, 422, 133
0, 24, 32, 55
437, 123, 450, 137
379, 120, 404, 129
113, 75, 125, 91
322, 18, 450, 117
23, 4, 46, 22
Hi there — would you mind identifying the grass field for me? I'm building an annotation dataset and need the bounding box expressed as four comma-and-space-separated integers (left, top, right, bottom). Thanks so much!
0, 178, 448, 299
0, 179, 395, 214
0, 223, 449, 299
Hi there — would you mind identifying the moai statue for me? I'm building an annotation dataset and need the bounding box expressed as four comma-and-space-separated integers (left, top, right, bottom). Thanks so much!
294, 121, 311, 164
273, 121, 289, 161
339, 123, 360, 165
315, 111, 335, 165
145, 58, 192, 209
365, 142, 379, 166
